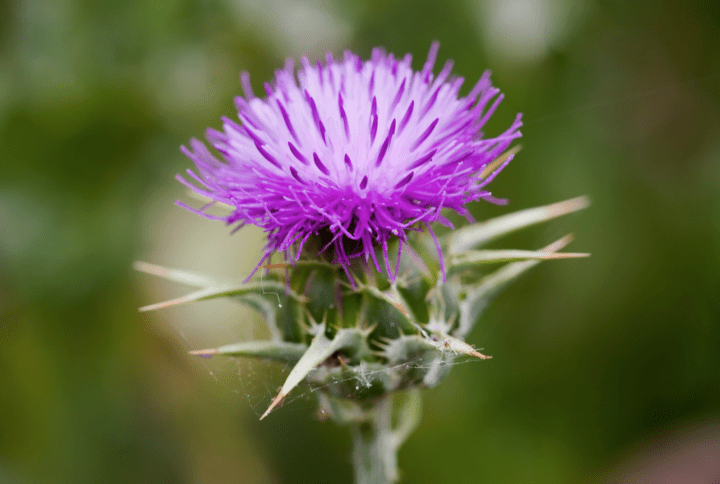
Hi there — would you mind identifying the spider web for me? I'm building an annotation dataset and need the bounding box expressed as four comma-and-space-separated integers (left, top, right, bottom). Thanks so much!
169, 301, 487, 418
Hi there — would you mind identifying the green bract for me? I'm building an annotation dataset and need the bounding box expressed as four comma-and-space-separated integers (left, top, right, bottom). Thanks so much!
137, 195, 588, 483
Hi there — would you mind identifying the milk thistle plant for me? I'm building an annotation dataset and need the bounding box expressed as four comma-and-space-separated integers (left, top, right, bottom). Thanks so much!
137, 42, 588, 483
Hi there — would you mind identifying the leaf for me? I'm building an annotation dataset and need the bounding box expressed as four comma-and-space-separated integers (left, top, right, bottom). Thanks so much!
137, 281, 290, 312
260, 325, 366, 420
358, 284, 422, 336
454, 235, 576, 339
188, 340, 307, 363
446, 196, 590, 255
449, 248, 590, 270
428, 332, 492, 359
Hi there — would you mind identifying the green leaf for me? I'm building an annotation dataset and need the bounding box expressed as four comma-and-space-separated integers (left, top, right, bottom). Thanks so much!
446, 196, 590, 255
137, 280, 291, 312
136, 263, 309, 340
260, 325, 367, 420
449, 248, 590, 271
188, 340, 307, 363
428, 331, 492, 360
358, 283, 422, 336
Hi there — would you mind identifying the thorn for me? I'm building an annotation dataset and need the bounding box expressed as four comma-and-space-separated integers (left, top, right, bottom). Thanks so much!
261, 263, 291, 270
337, 279, 355, 290
133, 261, 164, 275
350, 271, 365, 289
411, 321, 430, 339
300, 307, 320, 331
138, 297, 189, 312
297, 308, 314, 333
390, 299, 409, 317
188, 348, 219, 357
260, 392, 286, 420
297, 318, 312, 334
359, 323, 377, 336
544, 234, 574, 252
467, 350, 492, 360
535, 252, 591, 259
373, 341, 390, 351
336, 354, 352, 369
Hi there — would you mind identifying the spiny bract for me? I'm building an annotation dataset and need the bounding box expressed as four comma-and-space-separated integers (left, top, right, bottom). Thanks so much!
137, 43, 588, 484
136, 44, 587, 484
136, 198, 588, 419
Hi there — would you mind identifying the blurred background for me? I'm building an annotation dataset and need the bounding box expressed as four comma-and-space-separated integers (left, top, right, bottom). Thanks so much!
1, 0, 719, 482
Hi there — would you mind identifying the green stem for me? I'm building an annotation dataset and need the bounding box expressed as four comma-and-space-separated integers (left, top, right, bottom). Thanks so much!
346, 391, 422, 484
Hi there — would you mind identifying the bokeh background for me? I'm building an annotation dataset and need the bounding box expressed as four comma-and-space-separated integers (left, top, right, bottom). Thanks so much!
2, 0, 719, 482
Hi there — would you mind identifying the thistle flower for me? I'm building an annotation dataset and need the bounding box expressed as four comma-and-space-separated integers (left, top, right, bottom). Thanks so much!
178, 42, 523, 282
140, 43, 588, 484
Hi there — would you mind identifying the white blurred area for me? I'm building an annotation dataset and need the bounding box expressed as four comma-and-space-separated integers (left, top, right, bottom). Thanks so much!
224, 0, 353, 58
471, 0, 590, 64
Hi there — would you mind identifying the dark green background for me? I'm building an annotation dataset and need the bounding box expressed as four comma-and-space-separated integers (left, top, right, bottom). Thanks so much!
2, 0, 719, 482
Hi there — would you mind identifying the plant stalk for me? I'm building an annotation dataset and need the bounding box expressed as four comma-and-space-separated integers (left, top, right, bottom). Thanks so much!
348, 391, 422, 484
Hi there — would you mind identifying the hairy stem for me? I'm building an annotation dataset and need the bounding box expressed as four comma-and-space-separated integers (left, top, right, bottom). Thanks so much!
349, 391, 422, 484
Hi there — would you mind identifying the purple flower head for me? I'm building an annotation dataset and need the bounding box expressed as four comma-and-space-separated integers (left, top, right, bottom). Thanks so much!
178, 42, 522, 282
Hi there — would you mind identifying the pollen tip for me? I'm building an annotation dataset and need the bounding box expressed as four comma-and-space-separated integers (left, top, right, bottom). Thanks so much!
313, 152, 330, 175
188, 348, 219, 356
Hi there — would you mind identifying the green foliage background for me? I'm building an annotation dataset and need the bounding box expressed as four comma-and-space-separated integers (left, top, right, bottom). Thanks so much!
1, 0, 719, 482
